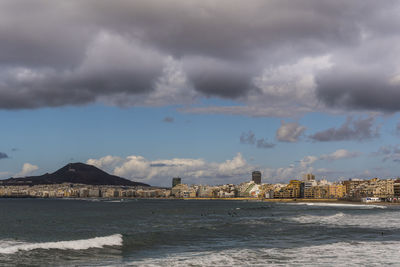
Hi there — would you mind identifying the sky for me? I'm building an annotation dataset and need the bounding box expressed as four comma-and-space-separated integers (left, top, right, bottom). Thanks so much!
1, 0, 400, 186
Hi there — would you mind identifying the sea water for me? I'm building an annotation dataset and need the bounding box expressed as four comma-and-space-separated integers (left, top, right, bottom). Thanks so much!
0, 198, 398, 266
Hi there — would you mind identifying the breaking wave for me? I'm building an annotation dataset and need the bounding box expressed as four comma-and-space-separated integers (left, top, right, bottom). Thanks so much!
0, 234, 123, 254
287, 202, 386, 209
291, 212, 346, 225
290, 211, 400, 229
126, 240, 400, 266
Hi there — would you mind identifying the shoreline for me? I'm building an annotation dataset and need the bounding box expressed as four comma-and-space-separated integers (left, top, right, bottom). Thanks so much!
182, 197, 400, 205
1, 196, 399, 205
184, 197, 343, 202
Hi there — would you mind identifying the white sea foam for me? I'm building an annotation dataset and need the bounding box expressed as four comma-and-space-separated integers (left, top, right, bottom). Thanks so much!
292, 212, 346, 225
287, 202, 386, 209
127, 240, 400, 266
291, 211, 400, 229
0, 234, 122, 254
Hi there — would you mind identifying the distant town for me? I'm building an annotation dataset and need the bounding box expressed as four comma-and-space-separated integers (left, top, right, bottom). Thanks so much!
1, 169, 399, 203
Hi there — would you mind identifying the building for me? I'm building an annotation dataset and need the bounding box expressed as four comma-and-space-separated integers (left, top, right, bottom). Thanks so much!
327, 184, 346, 198
343, 179, 364, 198
238, 181, 256, 197
172, 177, 182, 188
197, 186, 213, 198
304, 185, 328, 199
171, 183, 189, 197
252, 171, 261, 185
394, 179, 400, 196
274, 180, 303, 198
303, 173, 315, 181
372, 179, 394, 198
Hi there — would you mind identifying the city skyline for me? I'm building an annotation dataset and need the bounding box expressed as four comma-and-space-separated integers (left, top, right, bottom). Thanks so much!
1, 1, 400, 186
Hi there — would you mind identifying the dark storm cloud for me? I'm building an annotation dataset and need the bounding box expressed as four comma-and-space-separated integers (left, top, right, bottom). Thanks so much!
309, 116, 379, 142
0, 0, 399, 110
0, 152, 9, 159
83, 0, 365, 60
315, 69, 400, 112
183, 57, 254, 98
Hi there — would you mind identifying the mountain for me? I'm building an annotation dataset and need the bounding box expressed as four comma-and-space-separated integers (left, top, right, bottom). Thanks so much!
1, 162, 150, 187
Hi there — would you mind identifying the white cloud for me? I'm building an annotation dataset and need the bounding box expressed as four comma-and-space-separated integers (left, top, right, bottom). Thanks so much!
276, 121, 306, 142
253, 55, 333, 105
15, 163, 38, 177
300, 156, 318, 169
319, 149, 360, 161
262, 150, 360, 183
182, 55, 334, 118
262, 154, 320, 183
87, 153, 255, 186
87, 149, 363, 185
87, 155, 124, 172
218, 153, 249, 176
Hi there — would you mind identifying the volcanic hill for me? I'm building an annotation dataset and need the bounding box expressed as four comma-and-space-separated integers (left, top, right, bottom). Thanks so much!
1, 162, 149, 187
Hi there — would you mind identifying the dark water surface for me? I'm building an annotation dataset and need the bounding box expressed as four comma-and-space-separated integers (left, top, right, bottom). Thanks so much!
0, 198, 398, 266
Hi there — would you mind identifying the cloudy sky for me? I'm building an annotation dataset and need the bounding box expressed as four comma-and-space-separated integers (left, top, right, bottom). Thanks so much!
1, 0, 400, 186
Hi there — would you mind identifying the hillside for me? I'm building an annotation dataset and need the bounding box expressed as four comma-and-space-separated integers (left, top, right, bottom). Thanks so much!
1, 162, 149, 187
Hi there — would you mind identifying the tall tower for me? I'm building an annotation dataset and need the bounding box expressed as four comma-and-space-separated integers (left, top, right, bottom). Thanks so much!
172, 177, 181, 187
303, 173, 315, 181
252, 171, 261, 185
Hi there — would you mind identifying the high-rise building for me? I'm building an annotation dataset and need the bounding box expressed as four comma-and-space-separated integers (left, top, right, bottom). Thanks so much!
172, 177, 181, 188
303, 173, 315, 181
252, 171, 261, 185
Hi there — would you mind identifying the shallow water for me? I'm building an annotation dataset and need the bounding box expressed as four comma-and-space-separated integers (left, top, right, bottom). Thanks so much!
0, 198, 398, 266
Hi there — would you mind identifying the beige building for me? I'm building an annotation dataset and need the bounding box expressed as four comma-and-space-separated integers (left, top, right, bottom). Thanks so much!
274, 180, 302, 198
327, 184, 346, 198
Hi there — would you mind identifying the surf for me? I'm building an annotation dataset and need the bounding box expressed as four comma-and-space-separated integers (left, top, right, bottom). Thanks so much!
0, 234, 123, 254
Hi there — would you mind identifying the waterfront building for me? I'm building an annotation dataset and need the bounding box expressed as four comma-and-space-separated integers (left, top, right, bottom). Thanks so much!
197, 186, 213, 198
249, 184, 261, 197
372, 179, 394, 198
252, 171, 262, 185
238, 181, 256, 197
343, 179, 365, 198
88, 188, 100, 197
361, 197, 381, 203
304, 185, 328, 199
327, 184, 346, 198
274, 180, 303, 198
172, 177, 182, 187
303, 173, 315, 181
394, 179, 400, 196
171, 183, 189, 197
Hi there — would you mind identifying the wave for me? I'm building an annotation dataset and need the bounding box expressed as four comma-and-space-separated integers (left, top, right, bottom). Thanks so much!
287, 202, 386, 209
0, 234, 123, 254
290, 211, 400, 229
291, 212, 346, 225
126, 240, 400, 266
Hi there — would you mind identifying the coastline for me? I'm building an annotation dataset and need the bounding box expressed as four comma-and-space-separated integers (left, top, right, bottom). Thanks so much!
184, 197, 342, 202
1, 196, 398, 205
183, 197, 399, 205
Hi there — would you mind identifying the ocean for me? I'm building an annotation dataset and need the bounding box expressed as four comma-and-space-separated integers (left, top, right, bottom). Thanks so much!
0, 198, 398, 266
